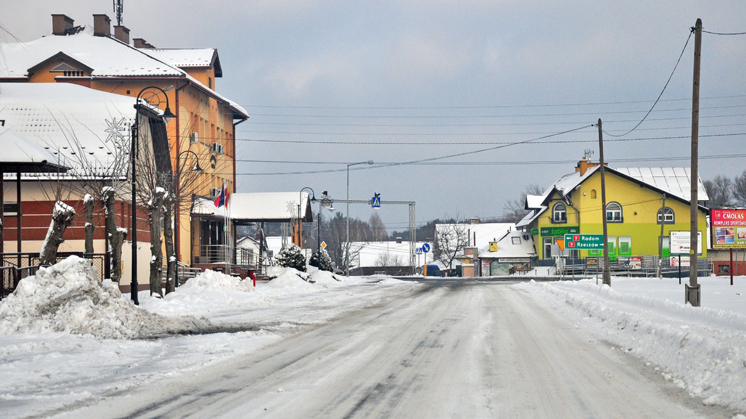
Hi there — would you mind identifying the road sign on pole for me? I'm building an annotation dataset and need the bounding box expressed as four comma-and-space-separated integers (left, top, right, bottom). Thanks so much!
422, 243, 431, 253
564, 234, 604, 249
371, 193, 381, 209
321, 241, 327, 249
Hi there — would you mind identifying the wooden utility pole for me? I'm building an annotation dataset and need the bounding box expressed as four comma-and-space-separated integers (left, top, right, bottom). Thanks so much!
687, 18, 702, 307
598, 119, 610, 286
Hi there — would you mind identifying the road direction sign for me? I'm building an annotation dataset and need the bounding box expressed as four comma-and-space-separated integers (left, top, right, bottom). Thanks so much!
422, 243, 431, 253
564, 234, 604, 249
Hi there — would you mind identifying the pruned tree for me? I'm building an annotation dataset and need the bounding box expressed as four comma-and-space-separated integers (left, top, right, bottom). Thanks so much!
163, 192, 177, 294
103, 187, 126, 283
84, 194, 95, 254
435, 218, 469, 270
148, 187, 167, 298
39, 201, 76, 266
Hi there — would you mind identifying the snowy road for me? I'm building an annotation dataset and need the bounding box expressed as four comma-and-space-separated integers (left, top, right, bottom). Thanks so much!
50, 282, 717, 419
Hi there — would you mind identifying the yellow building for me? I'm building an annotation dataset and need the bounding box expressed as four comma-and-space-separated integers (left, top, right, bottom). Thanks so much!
0, 14, 249, 272
518, 158, 710, 268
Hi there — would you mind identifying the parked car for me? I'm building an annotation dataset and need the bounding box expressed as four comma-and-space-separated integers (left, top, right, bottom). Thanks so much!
422, 265, 442, 277
448, 266, 462, 277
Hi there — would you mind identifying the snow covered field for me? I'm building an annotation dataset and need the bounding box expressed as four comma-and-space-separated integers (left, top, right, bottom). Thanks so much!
514, 276, 746, 416
0, 257, 420, 419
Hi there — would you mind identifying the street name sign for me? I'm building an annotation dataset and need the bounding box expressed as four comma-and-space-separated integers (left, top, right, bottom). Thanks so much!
564, 234, 604, 249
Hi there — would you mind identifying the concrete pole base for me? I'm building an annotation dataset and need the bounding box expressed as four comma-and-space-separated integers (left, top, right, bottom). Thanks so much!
685, 283, 701, 307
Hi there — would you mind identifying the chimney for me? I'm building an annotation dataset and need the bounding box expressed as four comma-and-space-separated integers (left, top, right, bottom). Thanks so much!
93, 14, 111, 37
114, 25, 130, 44
52, 14, 74, 35
576, 157, 589, 175
133, 38, 156, 49
396, 237, 402, 244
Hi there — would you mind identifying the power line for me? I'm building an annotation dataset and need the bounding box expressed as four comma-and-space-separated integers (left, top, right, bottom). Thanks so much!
238, 94, 746, 110
703, 30, 746, 36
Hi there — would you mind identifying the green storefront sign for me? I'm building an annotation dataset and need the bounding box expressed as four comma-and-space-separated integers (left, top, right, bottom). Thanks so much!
541, 226, 579, 236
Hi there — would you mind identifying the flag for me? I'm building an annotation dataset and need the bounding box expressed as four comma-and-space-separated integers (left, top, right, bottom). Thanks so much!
214, 184, 231, 208
214, 185, 225, 208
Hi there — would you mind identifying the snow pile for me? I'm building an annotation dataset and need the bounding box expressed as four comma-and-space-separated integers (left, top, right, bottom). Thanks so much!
0, 256, 211, 339
266, 266, 314, 288
514, 279, 746, 413
309, 269, 342, 286
180, 269, 255, 293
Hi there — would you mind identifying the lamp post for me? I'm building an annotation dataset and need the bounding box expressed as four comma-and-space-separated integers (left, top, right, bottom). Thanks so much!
299, 187, 316, 249
131, 86, 176, 305
318, 191, 334, 252
173, 150, 202, 288
346, 160, 374, 276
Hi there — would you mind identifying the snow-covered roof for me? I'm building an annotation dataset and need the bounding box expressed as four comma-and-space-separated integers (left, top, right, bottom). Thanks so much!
0, 83, 135, 178
478, 229, 536, 260
353, 241, 431, 268
525, 194, 544, 210
143, 48, 221, 73
615, 167, 709, 202
227, 192, 312, 221
516, 207, 546, 229
0, 27, 181, 78
0, 126, 68, 172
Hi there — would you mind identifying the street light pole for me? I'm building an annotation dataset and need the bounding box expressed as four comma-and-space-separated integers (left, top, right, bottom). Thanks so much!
346, 160, 373, 276
299, 187, 316, 250
131, 86, 176, 305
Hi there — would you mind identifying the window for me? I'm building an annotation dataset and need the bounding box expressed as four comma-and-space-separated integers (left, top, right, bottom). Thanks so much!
543, 237, 553, 259
719, 264, 730, 274
591, 189, 597, 199
657, 207, 675, 224
552, 203, 567, 223
511, 237, 521, 245
606, 202, 623, 222
619, 236, 632, 256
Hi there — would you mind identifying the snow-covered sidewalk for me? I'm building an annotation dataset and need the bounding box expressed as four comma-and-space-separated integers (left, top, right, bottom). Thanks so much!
514, 276, 746, 415
0, 257, 420, 419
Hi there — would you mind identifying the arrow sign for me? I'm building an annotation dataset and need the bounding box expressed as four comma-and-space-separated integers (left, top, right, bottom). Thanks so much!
564, 234, 604, 249
422, 243, 431, 253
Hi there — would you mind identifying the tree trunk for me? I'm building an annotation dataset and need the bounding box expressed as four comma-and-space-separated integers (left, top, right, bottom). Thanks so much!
148, 188, 167, 298
84, 194, 95, 254
163, 196, 176, 294
103, 187, 126, 283
39, 201, 76, 266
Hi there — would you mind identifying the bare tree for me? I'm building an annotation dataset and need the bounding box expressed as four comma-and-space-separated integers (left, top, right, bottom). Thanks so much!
369, 212, 388, 241
39, 202, 76, 265
499, 184, 544, 223
148, 187, 167, 298
435, 219, 469, 271
83, 194, 95, 254
733, 170, 746, 207
704, 175, 732, 208
374, 250, 404, 267
103, 187, 126, 283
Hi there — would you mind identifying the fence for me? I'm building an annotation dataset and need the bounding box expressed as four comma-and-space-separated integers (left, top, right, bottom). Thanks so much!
571, 256, 712, 277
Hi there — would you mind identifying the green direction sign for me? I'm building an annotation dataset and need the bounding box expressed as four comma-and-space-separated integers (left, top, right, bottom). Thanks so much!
541, 226, 579, 236
564, 234, 605, 249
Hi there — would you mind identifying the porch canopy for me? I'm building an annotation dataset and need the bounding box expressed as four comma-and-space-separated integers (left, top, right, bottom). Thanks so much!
225, 192, 314, 225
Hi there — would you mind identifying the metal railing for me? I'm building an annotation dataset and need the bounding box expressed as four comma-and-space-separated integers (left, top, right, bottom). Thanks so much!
192, 244, 230, 265
1, 265, 40, 299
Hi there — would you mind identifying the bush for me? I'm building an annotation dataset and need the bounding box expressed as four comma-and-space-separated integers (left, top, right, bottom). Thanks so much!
309, 249, 334, 272
275, 244, 307, 272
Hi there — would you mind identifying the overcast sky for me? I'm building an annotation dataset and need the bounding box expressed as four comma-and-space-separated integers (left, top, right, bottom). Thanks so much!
3, 1, 746, 235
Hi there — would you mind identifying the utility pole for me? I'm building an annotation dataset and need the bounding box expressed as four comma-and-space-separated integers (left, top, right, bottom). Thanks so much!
598, 119, 610, 286
687, 18, 702, 307
658, 194, 667, 279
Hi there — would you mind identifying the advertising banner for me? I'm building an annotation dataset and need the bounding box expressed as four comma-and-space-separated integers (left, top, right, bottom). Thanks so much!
669, 231, 703, 255
711, 208, 746, 249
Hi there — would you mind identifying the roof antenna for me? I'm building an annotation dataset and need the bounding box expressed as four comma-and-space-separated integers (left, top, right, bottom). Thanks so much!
583, 149, 594, 161
113, 0, 124, 26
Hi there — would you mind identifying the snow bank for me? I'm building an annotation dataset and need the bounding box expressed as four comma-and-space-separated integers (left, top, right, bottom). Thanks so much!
266, 266, 314, 288
514, 280, 746, 413
0, 256, 210, 339
309, 270, 342, 286
180, 269, 255, 293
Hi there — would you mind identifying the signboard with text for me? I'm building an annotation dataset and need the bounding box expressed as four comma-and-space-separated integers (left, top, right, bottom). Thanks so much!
670, 231, 703, 255
541, 226, 579, 236
564, 234, 604, 249
711, 208, 746, 249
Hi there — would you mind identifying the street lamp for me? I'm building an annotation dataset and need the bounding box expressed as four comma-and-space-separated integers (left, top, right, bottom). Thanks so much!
299, 187, 316, 249
131, 86, 176, 305
346, 160, 374, 276
318, 191, 334, 252
173, 150, 202, 289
